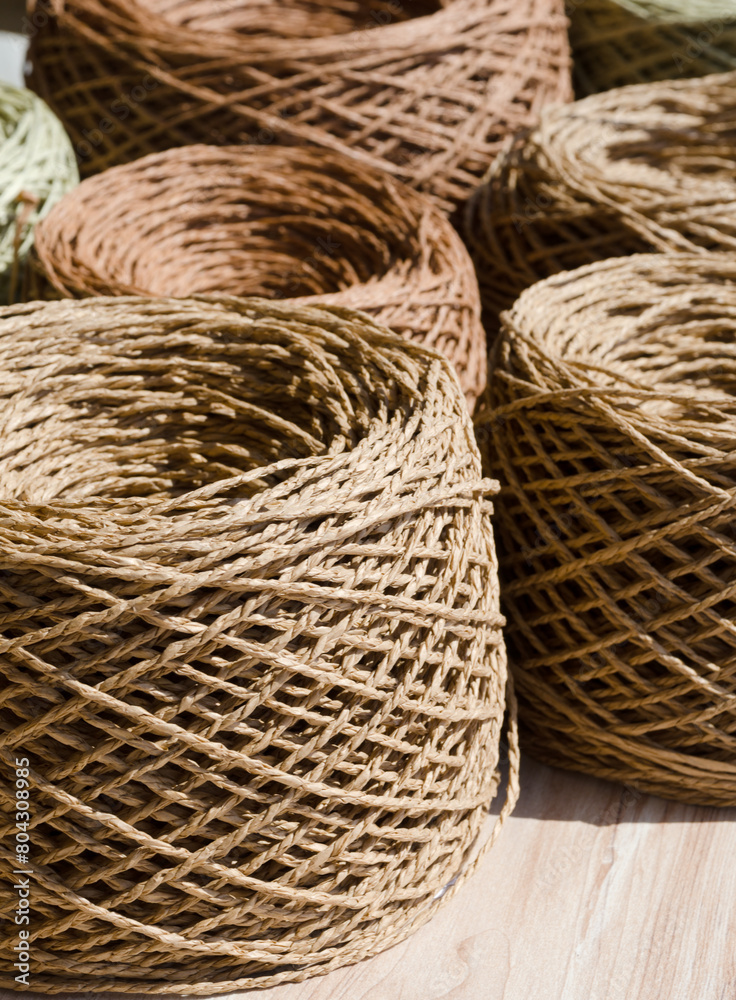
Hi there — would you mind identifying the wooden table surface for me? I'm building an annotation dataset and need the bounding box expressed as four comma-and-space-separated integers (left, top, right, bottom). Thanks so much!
6, 754, 736, 1000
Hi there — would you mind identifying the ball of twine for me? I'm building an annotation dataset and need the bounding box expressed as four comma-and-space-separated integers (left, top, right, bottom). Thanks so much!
0, 82, 78, 305
569, 0, 736, 95
32, 144, 486, 408
0, 294, 517, 993
480, 252, 736, 806
26, 0, 572, 212
463, 72, 736, 335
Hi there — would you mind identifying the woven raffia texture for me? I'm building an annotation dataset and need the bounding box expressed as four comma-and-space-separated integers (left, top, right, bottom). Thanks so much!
0, 82, 78, 305
569, 0, 736, 95
32, 144, 486, 408
463, 72, 736, 336
0, 294, 517, 993
478, 252, 736, 806
26, 0, 572, 212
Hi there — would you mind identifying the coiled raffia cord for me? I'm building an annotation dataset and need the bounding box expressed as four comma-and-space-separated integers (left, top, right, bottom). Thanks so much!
464, 71, 736, 335
569, 0, 736, 95
0, 82, 78, 304
32, 144, 486, 407
0, 294, 518, 993
26, 0, 572, 211
479, 252, 736, 806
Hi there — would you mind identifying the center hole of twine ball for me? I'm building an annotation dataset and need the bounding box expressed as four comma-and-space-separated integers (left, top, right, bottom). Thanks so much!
72, 152, 422, 302
0, 326, 370, 504
567, 101, 736, 190
556, 311, 736, 429
147, 0, 443, 39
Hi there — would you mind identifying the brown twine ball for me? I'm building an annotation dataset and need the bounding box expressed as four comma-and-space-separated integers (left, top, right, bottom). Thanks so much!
479, 252, 736, 806
0, 294, 518, 993
568, 0, 736, 96
463, 71, 736, 336
32, 144, 486, 408
26, 0, 572, 212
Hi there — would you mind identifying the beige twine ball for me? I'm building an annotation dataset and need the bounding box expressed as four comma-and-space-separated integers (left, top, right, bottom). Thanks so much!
478, 252, 736, 806
463, 72, 736, 337
0, 294, 517, 993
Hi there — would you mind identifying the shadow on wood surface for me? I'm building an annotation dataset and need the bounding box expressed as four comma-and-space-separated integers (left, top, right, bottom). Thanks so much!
512, 754, 736, 826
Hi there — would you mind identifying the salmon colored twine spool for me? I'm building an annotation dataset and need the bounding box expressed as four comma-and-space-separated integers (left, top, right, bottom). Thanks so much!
33, 144, 487, 407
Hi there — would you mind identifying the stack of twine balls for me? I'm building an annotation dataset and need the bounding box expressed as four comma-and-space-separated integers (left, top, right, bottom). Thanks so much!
25, 0, 573, 211
0, 294, 518, 992
480, 253, 736, 806
463, 72, 736, 334
9, 0, 736, 987
569, 0, 736, 95
0, 82, 78, 304
30, 144, 487, 408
